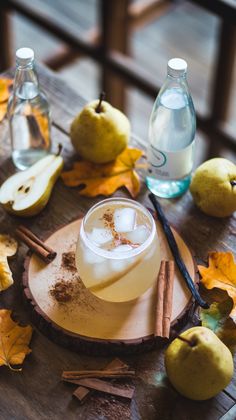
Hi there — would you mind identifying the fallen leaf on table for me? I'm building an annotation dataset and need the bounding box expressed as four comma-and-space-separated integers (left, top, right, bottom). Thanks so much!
0, 78, 13, 103
0, 102, 7, 123
34, 112, 50, 146
0, 309, 32, 371
61, 147, 144, 198
200, 298, 236, 353
23, 105, 50, 147
198, 252, 236, 322
0, 234, 18, 291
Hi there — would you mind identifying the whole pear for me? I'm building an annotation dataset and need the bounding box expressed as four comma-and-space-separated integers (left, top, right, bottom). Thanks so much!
190, 158, 236, 217
70, 94, 130, 164
165, 326, 234, 400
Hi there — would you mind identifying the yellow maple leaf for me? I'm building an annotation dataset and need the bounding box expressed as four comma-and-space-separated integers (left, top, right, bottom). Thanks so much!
0, 309, 32, 370
0, 79, 13, 123
0, 78, 13, 103
0, 102, 7, 123
61, 147, 144, 198
198, 252, 236, 322
23, 104, 50, 148
0, 234, 18, 291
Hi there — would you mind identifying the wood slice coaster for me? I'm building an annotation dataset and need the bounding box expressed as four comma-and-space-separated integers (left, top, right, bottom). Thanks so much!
23, 218, 196, 355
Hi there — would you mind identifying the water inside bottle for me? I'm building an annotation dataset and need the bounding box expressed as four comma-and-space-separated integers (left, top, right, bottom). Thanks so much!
146, 87, 195, 198
9, 81, 50, 170
150, 88, 195, 151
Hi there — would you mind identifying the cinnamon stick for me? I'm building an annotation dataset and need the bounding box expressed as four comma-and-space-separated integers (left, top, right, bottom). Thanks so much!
72, 378, 135, 400
73, 358, 129, 404
155, 260, 175, 338
155, 260, 166, 337
16, 225, 56, 263
62, 369, 135, 381
73, 386, 91, 403
163, 260, 175, 338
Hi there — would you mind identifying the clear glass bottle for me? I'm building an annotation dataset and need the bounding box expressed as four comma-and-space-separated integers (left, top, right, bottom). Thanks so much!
8, 48, 51, 170
146, 58, 196, 198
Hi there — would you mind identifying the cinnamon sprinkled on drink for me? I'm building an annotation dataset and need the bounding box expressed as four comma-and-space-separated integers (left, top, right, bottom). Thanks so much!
102, 209, 139, 249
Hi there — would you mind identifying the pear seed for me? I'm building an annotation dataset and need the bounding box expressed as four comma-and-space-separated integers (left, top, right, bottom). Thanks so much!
18, 185, 23, 191
25, 187, 30, 193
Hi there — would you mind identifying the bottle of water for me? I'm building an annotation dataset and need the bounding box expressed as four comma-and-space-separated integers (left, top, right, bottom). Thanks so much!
146, 58, 196, 198
8, 48, 51, 170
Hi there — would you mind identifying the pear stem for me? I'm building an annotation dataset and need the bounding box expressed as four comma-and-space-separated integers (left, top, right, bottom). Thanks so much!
177, 336, 197, 347
56, 143, 63, 156
230, 180, 236, 187
95, 92, 105, 113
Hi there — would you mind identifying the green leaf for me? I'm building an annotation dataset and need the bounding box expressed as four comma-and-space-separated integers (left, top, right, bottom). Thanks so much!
200, 298, 236, 353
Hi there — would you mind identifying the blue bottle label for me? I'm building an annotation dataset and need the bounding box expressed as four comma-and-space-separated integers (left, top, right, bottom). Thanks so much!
147, 141, 195, 180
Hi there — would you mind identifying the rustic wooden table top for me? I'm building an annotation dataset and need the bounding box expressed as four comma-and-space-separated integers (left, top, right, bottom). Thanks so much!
0, 64, 235, 420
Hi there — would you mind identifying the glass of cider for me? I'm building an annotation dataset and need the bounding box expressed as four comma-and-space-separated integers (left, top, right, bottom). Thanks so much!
76, 198, 160, 302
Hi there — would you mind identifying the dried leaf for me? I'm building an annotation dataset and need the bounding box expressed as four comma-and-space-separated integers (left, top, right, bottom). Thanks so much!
0, 102, 7, 123
0, 78, 13, 103
198, 252, 236, 322
35, 112, 50, 147
0, 234, 18, 291
0, 309, 32, 370
200, 299, 236, 353
61, 147, 143, 198
23, 105, 50, 147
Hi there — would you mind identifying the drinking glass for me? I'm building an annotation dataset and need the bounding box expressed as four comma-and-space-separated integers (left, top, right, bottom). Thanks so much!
76, 198, 160, 302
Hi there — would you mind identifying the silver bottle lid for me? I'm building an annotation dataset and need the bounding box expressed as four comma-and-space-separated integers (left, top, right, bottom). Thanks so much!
167, 58, 187, 77
16, 48, 34, 66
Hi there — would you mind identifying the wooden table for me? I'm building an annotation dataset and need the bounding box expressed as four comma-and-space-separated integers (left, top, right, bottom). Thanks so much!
0, 64, 235, 420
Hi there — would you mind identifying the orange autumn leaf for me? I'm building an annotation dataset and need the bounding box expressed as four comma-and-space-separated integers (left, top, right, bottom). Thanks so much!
0, 102, 7, 122
35, 113, 50, 146
0, 78, 13, 103
198, 252, 236, 322
0, 309, 32, 371
23, 104, 50, 147
0, 78, 13, 122
61, 147, 143, 198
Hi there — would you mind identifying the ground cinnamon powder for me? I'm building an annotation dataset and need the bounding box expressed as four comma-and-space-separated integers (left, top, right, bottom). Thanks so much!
50, 279, 77, 303
49, 251, 79, 303
61, 251, 77, 272
49, 251, 97, 310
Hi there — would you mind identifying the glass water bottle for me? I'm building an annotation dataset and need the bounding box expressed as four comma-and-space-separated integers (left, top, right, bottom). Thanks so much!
8, 48, 51, 170
146, 58, 196, 198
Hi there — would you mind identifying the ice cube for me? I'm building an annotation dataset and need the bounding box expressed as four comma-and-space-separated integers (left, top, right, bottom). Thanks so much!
112, 244, 133, 253
94, 262, 109, 279
125, 225, 150, 244
83, 247, 105, 264
114, 208, 136, 232
109, 259, 127, 272
87, 227, 113, 246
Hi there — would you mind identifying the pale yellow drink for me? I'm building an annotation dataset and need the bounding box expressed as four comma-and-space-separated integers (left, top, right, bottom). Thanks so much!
76, 198, 160, 302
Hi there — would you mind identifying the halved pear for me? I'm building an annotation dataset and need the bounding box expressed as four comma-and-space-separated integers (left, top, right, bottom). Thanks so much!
0, 153, 63, 217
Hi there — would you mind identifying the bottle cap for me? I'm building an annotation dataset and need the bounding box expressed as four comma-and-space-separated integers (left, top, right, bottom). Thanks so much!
167, 58, 187, 77
16, 48, 34, 66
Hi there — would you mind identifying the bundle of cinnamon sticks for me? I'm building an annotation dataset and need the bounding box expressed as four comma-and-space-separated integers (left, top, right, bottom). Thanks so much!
155, 260, 175, 339
62, 358, 135, 404
16, 225, 56, 263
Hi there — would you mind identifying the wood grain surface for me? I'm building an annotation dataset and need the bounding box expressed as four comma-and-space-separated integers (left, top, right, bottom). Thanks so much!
23, 218, 195, 354
0, 64, 235, 420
